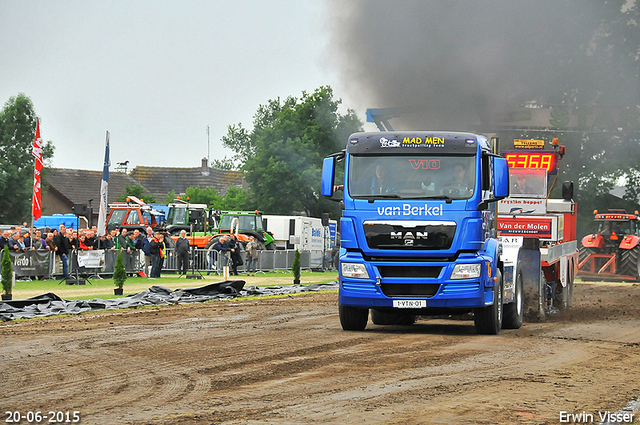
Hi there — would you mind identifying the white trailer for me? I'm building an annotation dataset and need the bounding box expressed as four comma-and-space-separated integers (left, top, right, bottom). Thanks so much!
262, 215, 326, 251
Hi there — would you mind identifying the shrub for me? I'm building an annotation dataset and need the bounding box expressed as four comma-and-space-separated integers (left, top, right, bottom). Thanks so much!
1, 247, 12, 295
113, 248, 127, 289
292, 249, 301, 284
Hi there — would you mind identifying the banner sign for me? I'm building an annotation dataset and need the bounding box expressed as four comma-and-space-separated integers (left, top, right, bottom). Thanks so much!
497, 215, 560, 240
77, 251, 104, 268
9, 250, 53, 277
513, 139, 545, 149
498, 198, 546, 214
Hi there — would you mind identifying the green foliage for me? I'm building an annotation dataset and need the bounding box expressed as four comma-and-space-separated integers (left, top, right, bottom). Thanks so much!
184, 186, 223, 207
179, 185, 253, 210
0, 94, 55, 223
164, 190, 176, 204
117, 184, 156, 204
113, 248, 127, 289
292, 249, 301, 283
219, 86, 362, 216
222, 187, 252, 210
1, 247, 12, 295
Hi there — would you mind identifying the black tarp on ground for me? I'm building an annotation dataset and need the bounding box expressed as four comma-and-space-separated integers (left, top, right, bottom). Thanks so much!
0, 281, 339, 321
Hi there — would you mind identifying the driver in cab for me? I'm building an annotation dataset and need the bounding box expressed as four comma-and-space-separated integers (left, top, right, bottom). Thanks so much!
370, 163, 395, 194
441, 163, 470, 196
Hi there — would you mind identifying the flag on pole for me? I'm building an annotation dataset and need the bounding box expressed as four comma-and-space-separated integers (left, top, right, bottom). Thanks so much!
31, 120, 44, 221
97, 131, 110, 237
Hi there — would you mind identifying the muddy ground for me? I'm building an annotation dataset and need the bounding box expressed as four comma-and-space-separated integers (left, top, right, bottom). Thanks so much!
1, 281, 639, 425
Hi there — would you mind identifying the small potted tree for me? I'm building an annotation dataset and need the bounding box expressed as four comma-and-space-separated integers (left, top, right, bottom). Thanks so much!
2, 247, 13, 301
113, 247, 127, 295
292, 249, 301, 285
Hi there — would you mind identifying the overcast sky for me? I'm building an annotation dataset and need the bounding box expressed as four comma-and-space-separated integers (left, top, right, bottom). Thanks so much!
0, 0, 354, 171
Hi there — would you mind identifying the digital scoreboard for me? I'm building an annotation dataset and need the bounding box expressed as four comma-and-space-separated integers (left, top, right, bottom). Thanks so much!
503, 151, 557, 173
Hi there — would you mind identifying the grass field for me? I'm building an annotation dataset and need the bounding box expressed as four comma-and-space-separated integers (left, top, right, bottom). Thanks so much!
6, 270, 339, 301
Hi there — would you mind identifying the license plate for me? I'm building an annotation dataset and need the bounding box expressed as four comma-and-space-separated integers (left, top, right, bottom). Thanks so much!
393, 299, 426, 308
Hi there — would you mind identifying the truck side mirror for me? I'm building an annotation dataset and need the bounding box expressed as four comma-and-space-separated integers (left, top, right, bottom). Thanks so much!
562, 181, 574, 201
321, 157, 336, 197
493, 156, 509, 199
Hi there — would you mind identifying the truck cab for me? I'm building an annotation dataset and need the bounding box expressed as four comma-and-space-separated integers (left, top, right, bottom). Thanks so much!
322, 131, 512, 334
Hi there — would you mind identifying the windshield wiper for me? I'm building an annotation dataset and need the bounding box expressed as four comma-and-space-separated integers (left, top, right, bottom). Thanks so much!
357, 194, 402, 202
408, 195, 455, 203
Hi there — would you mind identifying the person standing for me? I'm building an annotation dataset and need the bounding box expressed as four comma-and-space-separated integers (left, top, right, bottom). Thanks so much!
245, 236, 259, 276
226, 234, 243, 276
54, 224, 71, 278
175, 230, 190, 275
0, 230, 9, 250
149, 232, 165, 278
141, 227, 153, 277
125, 231, 138, 274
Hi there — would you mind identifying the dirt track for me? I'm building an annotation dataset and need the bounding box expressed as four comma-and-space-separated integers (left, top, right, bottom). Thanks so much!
1, 281, 639, 425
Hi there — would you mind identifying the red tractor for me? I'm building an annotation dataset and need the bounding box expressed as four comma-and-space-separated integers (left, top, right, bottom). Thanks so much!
578, 209, 640, 280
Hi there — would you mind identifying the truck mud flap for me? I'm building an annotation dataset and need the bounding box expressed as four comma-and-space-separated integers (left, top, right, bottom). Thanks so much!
518, 246, 545, 321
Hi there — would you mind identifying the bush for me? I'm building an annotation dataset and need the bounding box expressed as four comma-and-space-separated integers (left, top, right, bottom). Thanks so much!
1, 247, 12, 295
292, 249, 301, 284
113, 248, 127, 289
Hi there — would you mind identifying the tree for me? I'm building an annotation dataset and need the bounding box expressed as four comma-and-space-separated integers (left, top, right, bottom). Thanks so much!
218, 86, 362, 216
0, 94, 55, 223
117, 184, 156, 203
113, 248, 127, 290
1, 247, 12, 296
178, 186, 253, 211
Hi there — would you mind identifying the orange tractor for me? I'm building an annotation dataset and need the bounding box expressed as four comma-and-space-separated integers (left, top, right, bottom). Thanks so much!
578, 209, 640, 281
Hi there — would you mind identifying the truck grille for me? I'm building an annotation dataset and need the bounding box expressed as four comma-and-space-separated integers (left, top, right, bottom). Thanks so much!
378, 266, 442, 278
381, 283, 441, 297
364, 221, 456, 250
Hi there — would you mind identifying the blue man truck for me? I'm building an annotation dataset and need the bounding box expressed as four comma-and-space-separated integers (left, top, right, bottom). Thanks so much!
321, 131, 515, 334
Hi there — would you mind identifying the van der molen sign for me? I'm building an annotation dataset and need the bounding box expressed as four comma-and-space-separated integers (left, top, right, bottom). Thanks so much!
499, 107, 640, 130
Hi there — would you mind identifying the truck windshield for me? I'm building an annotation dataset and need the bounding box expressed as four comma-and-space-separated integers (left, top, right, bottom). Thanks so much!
349, 155, 476, 199
219, 215, 261, 231
167, 208, 187, 225
597, 220, 633, 237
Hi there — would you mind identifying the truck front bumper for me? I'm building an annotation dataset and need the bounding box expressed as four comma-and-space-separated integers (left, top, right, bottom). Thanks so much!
338, 254, 493, 310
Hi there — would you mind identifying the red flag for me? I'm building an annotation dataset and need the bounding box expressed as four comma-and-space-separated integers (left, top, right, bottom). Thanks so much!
31, 121, 44, 221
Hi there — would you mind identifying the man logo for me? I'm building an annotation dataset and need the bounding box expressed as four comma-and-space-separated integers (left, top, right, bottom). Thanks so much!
390, 232, 428, 240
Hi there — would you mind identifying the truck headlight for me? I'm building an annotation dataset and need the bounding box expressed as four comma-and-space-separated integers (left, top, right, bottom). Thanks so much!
450, 263, 481, 280
341, 263, 370, 279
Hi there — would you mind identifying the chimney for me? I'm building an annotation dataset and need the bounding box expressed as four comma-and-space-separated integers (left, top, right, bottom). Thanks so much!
201, 157, 210, 176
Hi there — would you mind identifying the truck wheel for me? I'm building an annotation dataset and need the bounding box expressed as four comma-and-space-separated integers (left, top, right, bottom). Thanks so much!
502, 269, 523, 329
204, 237, 222, 270
164, 236, 176, 248
339, 304, 369, 331
620, 246, 640, 278
370, 309, 416, 326
474, 270, 503, 335
265, 242, 277, 250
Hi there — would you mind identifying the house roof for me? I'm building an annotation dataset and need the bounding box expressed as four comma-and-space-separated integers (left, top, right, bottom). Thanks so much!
43, 168, 147, 207
130, 163, 245, 199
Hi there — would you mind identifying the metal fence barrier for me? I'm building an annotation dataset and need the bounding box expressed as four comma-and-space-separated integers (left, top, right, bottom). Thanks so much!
22, 248, 331, 279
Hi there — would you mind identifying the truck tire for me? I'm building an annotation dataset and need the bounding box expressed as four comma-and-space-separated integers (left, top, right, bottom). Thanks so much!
265, 242, 277, 250
370, 309, 416, 326
164, 236, 175, 248
620, 246, 640, 278
474, 270, 503, 335
502, 268, 523, 329
339, 304, 369, 331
